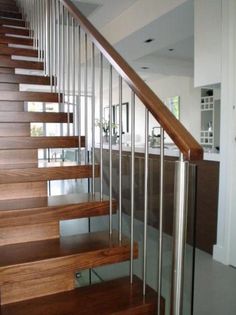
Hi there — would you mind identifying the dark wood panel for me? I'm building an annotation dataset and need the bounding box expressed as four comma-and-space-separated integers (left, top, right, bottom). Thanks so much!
0, 112, 73, 123
0, 276, 163, 315
0, 135, 84, 149
0, 82, 18, 91
0, 163, 100, 183
0, 182, 47, 200
0, 193, 117, 227
0, 67, 14, 73
97, 149, 219, 254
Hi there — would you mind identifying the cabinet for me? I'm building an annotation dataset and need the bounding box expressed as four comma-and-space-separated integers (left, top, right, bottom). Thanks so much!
200, 89, 220, 150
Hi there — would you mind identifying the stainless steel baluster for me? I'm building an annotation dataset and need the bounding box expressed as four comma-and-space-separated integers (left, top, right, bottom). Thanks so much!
57, 0, 61, 94
72, 17, 76, 136
118, 75, 123, 242
171, 153, 189, 315
109, 65, 113, 235
42, 0, 46, 72
45, 0, 50, 76
66, 11, 70, 136
143, 108, 149, 296
130, 90, 135, 284
91, 43, 95, 195
77, 25, 81, 163
157, 127, 164, 315
99, 53, 103, 199
84, 33, 88, 164
62, 5, 66, 135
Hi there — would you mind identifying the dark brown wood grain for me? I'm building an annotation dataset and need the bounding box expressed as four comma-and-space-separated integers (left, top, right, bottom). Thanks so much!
0, 135, 84, 149
0, 73, 51, 85
0, 193, 117, 227
0, 230, 139, 305
0, 10, 22, 19
0, 17, 25, 27
0, 45, 38, 57
61, 0, 203, 161
0, 112, 73, 123
0, 57, 43, 70
0, 162, 99, 183
0, 276, 163, 315
0, 35, 33, 46
0, 91, 62, 102
0, 26, 29, 36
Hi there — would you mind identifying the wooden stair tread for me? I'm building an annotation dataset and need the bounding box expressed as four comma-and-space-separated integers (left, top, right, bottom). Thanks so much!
0, 162, 99, 183
0, 192, 116, 226
0, 136, 83, 149
0, 112, 73, 123
0, 73, 51, 85
0, 276, 162, 315
0, 26, 30, 36
0, 18, 25, 27
0, 10, 22, 19
0, 230, 137, 274
0, 91, 62, 102
0, 57, 43, 70
0, 35, 34, 46
0, 45, 38, 57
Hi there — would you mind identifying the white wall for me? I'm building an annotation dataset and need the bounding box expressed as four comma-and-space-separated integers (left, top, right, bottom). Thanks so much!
109, 74, 201, 145
194, 0, 222, 87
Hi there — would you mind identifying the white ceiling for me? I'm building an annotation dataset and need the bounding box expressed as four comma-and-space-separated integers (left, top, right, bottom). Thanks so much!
73, 0, 194, 77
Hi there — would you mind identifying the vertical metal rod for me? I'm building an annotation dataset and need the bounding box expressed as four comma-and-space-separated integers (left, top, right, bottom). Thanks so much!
84, 33, 88, 164
99, 53, 103, 198
143, 108, 149, 296
62, 6, 66, 135
171, 153, 189, 315
118, 75, 123, 242
52, 0, 56, 91
72, 18, 76, 136
43, 0, 46, 71
57, 0, 61, 94
66, 11, 70, 136
77, 25, 81, 163
130, 90, 135, 284
109, 65, 113, 235
157, 127, 164, 314
45, 0, 50, 76
91, 43, 95, 195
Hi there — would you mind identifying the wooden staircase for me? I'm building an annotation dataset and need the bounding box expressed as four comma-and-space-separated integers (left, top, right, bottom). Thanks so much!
0, 0, 162, 314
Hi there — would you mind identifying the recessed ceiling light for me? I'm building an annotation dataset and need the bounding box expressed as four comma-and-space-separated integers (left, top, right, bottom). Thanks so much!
168, 48, 174, 51
144, 38, 154, 43
141, 66, 149, 70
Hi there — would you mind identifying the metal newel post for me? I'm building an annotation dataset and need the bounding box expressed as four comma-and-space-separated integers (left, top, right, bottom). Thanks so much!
170, 153, 189, 315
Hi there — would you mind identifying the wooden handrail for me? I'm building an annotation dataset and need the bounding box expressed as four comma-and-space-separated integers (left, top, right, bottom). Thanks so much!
61, 0, 203, 161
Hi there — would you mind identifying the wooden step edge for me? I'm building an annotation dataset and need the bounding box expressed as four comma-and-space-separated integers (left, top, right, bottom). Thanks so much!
0, 135, 83, 149
0, 112, 72, 123
0, 26, 30, 36
0, 10, 22, 19
0, 36, 34, 46
0, 163, 100, 184
0, 45, 38, 57
0, 230, 138, 282
0, 193, 117, 227
0, 91, 62, 102
0, 17, 25, 27
0, 58, 43, 70
0, 73, 51, 85
0, 276, 164, 315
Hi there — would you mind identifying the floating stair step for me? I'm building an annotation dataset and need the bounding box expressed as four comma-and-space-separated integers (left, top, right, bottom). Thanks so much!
0, 112, 73, 123
0, 136, 84, 149
0, 17, 25, 27
0, 73, 51, 85
0, 35, 34, 46
0, 26, 30, 36
0, 276, 163, 315
0, 161, 99, 183
0, 230, 137, 284
0, 10, 22, 19
0, 91, 62, 102
0, 192, 117, 227
0, 45, 38, 57
0, 5, 19, 13
0, 56, 43, 70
